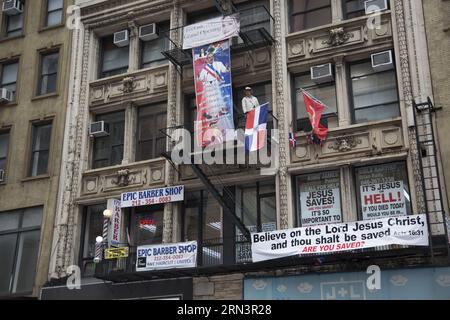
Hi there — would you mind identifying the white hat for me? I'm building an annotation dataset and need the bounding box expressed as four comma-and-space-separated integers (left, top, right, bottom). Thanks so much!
245, 87, 252, 90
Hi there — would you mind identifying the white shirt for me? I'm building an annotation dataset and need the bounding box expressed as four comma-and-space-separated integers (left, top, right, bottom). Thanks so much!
242, 95, 260, 113
198, 61, 228, 86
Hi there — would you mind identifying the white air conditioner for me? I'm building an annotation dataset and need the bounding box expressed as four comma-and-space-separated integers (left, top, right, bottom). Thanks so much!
371, 50, 393, 72
113, 30, 129, 47
139, 23, 159, 42
311, 63, 334, 83
0, 88, 13, 103
2, 0, 23, 15
0, 169, 4, 182
365, 0, 388, 14
89, 121, 110, 137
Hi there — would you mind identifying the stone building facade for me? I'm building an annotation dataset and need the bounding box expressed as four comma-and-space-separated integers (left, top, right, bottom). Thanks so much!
0, 0, 73, 298
44, 0, 450, 300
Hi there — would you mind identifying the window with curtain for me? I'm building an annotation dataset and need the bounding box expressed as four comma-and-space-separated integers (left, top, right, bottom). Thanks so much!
92, 111, 125, 169
45, 0, 64, 27
141, 22, 170, 69
349, 59, 400, 123
0, 207, 42, 296
1, 61, 18, 100
38, 51, 59, 95
29, 122, 52, 177
0, 131, 10, 181
289, 0, 332, 33
136, 104, 167, 161
355, 162, 412, 220
293, 72, 337, 132
100, 35, 129, 78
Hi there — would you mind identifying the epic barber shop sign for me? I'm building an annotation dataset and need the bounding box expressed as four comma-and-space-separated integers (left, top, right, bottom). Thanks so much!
121, 186, 185, 208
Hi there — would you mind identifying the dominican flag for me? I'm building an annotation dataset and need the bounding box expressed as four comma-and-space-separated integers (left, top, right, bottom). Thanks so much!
245, 103, 269, 152
289, 127, 297, 148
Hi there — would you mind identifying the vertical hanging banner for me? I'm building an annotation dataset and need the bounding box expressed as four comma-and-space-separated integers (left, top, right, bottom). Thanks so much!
107, 199, 122, 248
193, 40, 235, 147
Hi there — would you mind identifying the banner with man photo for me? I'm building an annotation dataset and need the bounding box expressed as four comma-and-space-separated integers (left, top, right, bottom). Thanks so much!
193, 40, 235, 147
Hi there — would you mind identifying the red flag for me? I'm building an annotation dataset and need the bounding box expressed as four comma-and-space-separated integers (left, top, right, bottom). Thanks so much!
302, 90, 329, 143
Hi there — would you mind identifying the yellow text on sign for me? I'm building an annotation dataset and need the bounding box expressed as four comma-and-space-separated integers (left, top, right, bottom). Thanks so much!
105, 247, 129, 260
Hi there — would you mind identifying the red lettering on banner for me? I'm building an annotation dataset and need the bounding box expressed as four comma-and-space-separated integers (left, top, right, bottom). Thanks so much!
364, 192, 401, 205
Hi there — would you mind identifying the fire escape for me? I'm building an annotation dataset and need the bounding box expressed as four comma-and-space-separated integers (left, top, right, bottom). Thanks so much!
161, 3, 276, 245
413, 97, 450, 256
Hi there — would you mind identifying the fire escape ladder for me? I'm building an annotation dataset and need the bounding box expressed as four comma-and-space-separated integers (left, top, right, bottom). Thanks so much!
189, 162, 251, 240
413, 97, 449, 256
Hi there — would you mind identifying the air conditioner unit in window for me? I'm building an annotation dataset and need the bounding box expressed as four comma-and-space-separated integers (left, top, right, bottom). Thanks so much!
89, 121, 110, 138
139, 23, 159, 42
365, 0, 388, 14
0, 88, 13, 103
371, 50, 393, 72
113, 30, 129, 47
2, 0, 23, 15
311, 63, 334, 83
0, 169, 4, 182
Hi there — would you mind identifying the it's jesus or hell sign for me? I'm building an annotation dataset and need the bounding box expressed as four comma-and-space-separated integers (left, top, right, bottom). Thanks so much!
361, 181, 407, 220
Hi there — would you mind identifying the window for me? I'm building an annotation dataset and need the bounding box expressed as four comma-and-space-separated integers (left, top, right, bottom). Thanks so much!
92, 111, 125, 169
0, 131, 9, 181
131, 205, 164, 246
29, 122, 52, 177
0, 207, 42, 296
38, 51, 59, 95
235, 82, 273, 129
140, 22, 170, 69
80, 204, 105, 277
45, 0, 63, 27
233, 0, 270, 45
182, 190, 223, 266
296, 171, 342, 227
343, 0, 366, 19
293, 72, 337, 132
0, 61, 18, 100
4, 2, 24, 37
100, 35, 129, 78
349, 58, 400, 123
355, 162, 412, 220
136, 104, 167, 161
289, 0, 332, 33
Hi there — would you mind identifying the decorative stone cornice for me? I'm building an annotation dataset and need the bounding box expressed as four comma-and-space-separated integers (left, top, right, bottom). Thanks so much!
322, 27, 354, 46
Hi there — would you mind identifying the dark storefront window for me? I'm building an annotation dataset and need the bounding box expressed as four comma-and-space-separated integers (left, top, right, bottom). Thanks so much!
355, 162, 412, 220
92, 111, 125, 169
182, 191, 224, 266
80, 204, 105, 277
131, 205, 164, 246
136, 104, 167, 161
0, 207, 42, 296
289, 0, 332, 33
293, 72, 337, 132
